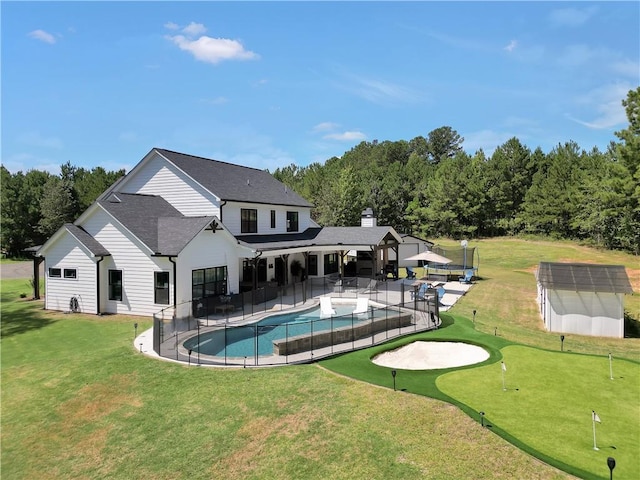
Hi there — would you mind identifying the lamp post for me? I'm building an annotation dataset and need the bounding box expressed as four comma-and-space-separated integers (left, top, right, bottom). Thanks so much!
560, 335, 565, 352
139, 342, 143, 353
472, 309, 477, 324
479, 411, 485, 427
607, 457, 616, 480
188, 349, 192, 366
134, 322, 138, 339
391, 370, 397, 391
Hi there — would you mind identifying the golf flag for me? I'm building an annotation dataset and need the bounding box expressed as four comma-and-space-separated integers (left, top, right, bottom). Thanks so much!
501, 362, 507, 372
501, 362, 507, 391
592, 410, 601, 450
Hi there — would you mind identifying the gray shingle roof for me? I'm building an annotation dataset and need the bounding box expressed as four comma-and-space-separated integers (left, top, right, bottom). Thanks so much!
237, 226, 400, 251
98, 193, 185, 254
65, 224, 110, 256
537, 262, 633, 294
157, 216, 217, 256
155, 148, 313, 208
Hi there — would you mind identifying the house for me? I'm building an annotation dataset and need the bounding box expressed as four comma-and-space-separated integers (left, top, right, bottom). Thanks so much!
36, 148, 403, 319
536, 262, 634, 338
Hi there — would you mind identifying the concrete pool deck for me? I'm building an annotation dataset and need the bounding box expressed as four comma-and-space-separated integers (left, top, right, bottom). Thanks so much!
134, 278, 474, 364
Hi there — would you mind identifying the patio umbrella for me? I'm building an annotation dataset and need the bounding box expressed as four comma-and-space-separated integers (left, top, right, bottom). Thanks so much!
404, 251, 452, 264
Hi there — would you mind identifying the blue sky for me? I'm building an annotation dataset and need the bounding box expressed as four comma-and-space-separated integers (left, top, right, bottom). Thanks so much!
2, 1, 639, 175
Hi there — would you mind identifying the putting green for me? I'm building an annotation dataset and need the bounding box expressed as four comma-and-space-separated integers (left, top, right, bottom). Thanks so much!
437, 345, 640, 479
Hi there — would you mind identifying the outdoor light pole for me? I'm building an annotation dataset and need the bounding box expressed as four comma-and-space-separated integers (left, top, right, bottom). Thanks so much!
391, 370, 397, 391
188, 349, 192, 366
473, 309, 477, 324
134, 322, 138, 339
479, 411, 485, 427
139, 343, 143, 353
607, 457, 616, 480
561, 335, 565, 352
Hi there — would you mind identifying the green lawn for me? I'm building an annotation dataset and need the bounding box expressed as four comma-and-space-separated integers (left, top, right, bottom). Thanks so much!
2, 238, 639, 479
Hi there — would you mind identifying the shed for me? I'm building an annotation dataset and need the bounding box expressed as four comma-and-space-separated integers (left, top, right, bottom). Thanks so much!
536, 262, 633, 338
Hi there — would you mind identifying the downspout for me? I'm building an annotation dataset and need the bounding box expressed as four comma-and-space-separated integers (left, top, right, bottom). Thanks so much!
169, 256, 177, 309
219, 200, 227, 222
96, 256, 105, 315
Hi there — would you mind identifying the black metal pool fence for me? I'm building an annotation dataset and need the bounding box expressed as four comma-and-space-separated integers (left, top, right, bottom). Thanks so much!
152, 276, 441, 366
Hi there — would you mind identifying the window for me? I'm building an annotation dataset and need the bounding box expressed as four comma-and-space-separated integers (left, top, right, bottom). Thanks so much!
155, 272, 170, 305
192, 266, 227, 300
109, 270, 122, 301
270, 210, 276, 229
63, 268, 77, 279
49, 268, 61, 278
324, 253, 338, 275
286, 211, 299, 232
241, 208, 258, 233
308, 255, 318, 276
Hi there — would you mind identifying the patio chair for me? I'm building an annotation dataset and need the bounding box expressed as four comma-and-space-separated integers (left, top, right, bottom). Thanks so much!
353, 297, 369, 315
359, 279, 378, 293
406, 267, 416, 280
320, 296, 336, 317
437, 286, 446, 304
459, 269, 473, 284
411, 282, 429, 301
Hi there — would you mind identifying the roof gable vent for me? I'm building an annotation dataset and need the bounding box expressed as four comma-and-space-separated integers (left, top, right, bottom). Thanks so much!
108, 193, 121, 203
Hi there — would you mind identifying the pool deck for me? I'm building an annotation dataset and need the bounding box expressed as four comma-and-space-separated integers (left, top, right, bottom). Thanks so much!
135, 278, 474, 365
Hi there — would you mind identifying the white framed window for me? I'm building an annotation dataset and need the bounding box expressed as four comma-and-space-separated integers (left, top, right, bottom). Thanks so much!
48, 268, 61, 278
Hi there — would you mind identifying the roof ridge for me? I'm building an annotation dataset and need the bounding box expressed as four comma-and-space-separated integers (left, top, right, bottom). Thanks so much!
155, 147, 267, 173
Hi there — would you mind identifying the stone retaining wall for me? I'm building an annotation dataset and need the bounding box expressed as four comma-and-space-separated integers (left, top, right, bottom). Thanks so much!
273, 312, 414, 356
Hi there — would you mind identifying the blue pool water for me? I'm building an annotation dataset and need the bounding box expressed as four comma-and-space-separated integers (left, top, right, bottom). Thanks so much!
184, 303, 385, 357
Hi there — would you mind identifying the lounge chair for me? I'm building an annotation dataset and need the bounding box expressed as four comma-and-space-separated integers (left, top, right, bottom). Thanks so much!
459, 269, 473, 284
353, 297, 369, 315
437, 286, 446, 303
406, 267, 416, 280
320, 296, 336, 317
359, 279, 377, 293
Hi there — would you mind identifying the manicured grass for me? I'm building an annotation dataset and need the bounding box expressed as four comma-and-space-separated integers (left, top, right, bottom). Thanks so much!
2, 280, 570, 478
2, 238, 638, 479
438, 344, 640, 480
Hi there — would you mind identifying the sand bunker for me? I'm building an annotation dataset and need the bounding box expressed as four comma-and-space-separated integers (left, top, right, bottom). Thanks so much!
372, 341, 490, 370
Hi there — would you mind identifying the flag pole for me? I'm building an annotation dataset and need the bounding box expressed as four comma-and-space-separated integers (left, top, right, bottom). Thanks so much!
609, 353, 613, 380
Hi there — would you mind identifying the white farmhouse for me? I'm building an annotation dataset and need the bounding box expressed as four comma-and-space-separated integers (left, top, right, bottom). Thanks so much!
536, 262, 634, 338
36, 148, 403, 319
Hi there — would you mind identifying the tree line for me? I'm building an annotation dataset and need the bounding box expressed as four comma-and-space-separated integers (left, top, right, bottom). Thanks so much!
1, 88, 638, 257
1, 163, 125, 257
273, 87, 640, 255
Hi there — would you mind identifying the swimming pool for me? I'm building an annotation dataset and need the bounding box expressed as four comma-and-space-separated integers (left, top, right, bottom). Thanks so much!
184, 303, 386, 358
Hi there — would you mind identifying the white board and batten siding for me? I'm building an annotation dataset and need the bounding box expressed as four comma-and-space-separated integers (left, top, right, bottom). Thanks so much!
119, 153, 220, 216
83, 210, 174, 317
173, 230, 243, 319
44, 241, 98, 314
541, 288, 624, 338
223, 201, 312, 236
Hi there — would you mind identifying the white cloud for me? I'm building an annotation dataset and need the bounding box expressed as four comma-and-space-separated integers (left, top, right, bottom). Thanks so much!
167, 34, 259, 64
549, 6, 598, 27
17, 132, 63, 149
312, 122, 340, 132
165, 21, 258, 65
567, 83, 630, 129
504, 40, 518, 53
182, 22, 207, 37
342, 73, 424, 105
28, 29, 56, 44
323, 131, 367, 141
